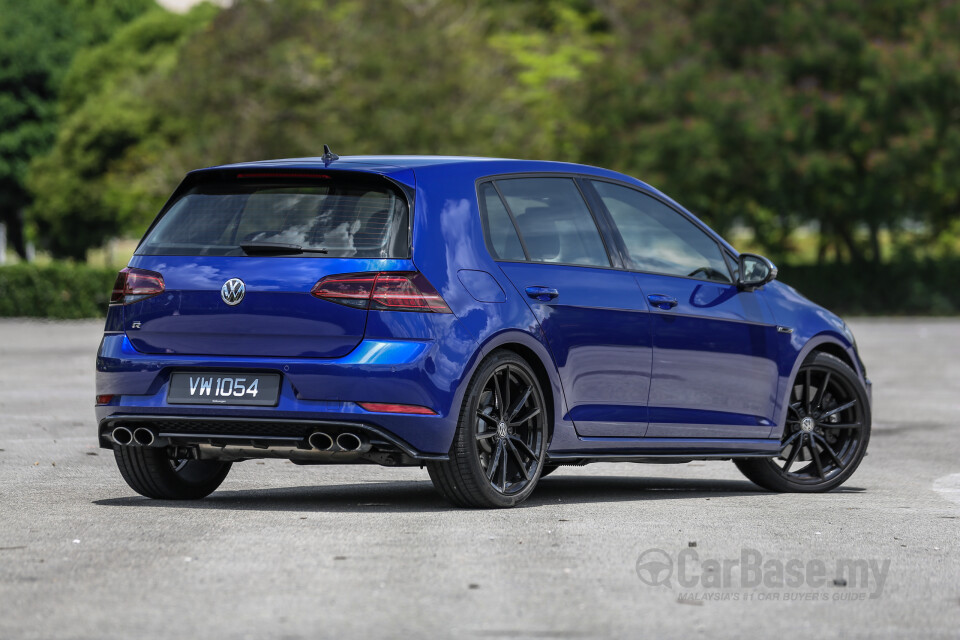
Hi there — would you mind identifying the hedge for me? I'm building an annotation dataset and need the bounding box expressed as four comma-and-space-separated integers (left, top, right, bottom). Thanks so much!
0, 263, 117, 319
779, 258, 960, 316
0, 259, 956, 319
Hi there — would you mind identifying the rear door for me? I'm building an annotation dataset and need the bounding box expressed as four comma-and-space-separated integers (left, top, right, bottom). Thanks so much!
126, 171, 411, 358
585, 179, 780, 439
480, 177, 652, 437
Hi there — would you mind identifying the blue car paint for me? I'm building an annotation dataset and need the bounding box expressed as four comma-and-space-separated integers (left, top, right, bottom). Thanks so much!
96, 156, 868, 460
632, 270, 781, 439
497, 261, 653, 438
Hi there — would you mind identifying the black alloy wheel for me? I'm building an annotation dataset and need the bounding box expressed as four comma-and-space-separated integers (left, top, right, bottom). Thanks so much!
114, 445, 232, 500
736, 352, 871, 492
428, 350, 548, 508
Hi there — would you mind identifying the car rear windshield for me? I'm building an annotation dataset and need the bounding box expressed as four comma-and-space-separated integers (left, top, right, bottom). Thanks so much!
137, 174, 410, 258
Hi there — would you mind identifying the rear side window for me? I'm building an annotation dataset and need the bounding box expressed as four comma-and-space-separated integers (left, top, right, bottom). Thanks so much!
591, 180, 731, 283
138, 174, 409, 258
485, 177, 610, 267
478, 183, 525, 261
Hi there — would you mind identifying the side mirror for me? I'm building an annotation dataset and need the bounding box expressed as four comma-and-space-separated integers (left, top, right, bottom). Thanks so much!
738, 253, 777, 290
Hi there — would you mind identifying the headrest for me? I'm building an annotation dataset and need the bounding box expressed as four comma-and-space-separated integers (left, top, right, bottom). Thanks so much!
515, 206, 560, 260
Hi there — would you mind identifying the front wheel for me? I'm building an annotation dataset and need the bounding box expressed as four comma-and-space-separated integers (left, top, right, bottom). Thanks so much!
736, 352, 871, 492
114, 446, 232, 500
428, 350, 548, 508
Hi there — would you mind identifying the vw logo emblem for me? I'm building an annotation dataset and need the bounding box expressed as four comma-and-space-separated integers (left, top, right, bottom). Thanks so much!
221, 278, 246, 306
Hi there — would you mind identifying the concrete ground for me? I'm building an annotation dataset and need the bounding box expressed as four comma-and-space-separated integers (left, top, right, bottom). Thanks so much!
0, 318, 958, 639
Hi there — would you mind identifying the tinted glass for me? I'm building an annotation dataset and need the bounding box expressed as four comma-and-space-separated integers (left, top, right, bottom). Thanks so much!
138, 176, 409, 258
592, 181, 732, 283
496, 178, 610, 267
479, 183, 526, 261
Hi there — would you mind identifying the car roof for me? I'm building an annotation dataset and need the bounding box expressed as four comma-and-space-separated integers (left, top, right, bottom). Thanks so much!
206, 155, 637, 181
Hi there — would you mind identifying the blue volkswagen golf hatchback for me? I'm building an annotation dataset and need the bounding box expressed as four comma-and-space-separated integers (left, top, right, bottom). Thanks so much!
96, 152, 871, 507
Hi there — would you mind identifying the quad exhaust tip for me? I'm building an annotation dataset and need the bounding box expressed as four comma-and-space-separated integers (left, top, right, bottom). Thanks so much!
133, 428, 155, 447
308, 432, 335, 451
111, 426, 156, 446
111, 427, 133, 446
336, 432, 365, 453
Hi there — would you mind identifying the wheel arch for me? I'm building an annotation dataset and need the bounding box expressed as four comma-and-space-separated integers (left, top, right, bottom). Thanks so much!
473, 329, 568, 446
803, 340, 857, 373
771, 332, 866, 440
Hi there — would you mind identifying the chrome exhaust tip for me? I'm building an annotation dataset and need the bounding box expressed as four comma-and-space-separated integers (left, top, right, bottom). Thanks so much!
335, 432, 369, 453
111, 427, 133, 446
308, 432, 334, 451
132, 428, 155, 447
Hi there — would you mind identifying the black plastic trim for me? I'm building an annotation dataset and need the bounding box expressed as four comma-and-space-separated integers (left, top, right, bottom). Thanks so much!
98, 414, 448, 460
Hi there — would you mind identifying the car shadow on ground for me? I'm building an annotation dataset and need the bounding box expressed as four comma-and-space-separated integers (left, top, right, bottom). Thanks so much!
92, 474, 866, 513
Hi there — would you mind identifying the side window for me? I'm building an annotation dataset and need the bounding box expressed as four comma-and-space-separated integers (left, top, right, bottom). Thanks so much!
591, 181, 732, 283
495, 177, 610, 267
478, 183, 526, 261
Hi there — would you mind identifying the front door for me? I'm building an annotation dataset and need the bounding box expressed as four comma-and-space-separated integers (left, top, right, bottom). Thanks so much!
585, 179, 780, 439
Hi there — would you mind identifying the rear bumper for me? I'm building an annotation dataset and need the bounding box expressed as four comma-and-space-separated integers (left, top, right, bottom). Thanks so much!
97, 414, 448, 462
96, 330, 480, 455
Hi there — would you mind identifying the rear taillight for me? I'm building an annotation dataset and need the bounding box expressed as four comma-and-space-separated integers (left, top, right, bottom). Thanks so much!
111, 267, 164, 305
310, 274, 378, 309
311, 272, 451, 313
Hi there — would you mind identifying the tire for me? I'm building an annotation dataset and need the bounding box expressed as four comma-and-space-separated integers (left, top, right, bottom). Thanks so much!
736, 352, 871, 492
428, 350, 549, 508
114, 445, 232, 500
539, 464, 559, 478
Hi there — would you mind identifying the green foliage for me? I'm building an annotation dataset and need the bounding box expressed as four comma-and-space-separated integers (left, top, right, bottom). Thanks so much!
780, 259, 960, 316
0, 0, 153, 257
0, 263, 116, 318
586, 0, 960, 265
489, 2, 608, 159
27, 4, 217, 260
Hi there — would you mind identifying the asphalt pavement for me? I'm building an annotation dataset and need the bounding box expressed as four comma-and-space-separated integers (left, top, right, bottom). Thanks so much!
0, 318, 958, 639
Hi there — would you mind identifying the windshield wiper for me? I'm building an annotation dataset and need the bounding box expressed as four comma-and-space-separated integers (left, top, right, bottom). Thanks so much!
240, 242, 328, 255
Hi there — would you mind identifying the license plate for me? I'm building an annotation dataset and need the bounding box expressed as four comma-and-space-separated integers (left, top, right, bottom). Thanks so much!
167, 372, 281, 406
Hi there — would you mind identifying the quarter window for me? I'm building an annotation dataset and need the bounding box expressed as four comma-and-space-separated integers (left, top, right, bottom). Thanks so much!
591, 181, 732, 283
493, 177, 610, 267
478, 183, 526, 261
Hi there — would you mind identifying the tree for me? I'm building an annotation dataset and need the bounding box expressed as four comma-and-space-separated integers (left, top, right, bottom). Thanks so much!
27, 4, 217, 260
0, 0, 152, 259
584, 0, 960, 265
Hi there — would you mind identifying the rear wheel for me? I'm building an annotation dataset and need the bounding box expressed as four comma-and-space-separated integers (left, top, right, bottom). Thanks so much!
428, 351, 548, 508
736, 352, 870, 492
114, 446, 231, 500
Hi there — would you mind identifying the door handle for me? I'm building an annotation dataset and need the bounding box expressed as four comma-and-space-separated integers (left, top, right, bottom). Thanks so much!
526, 286, 559, 302
647, 294, 678, 310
